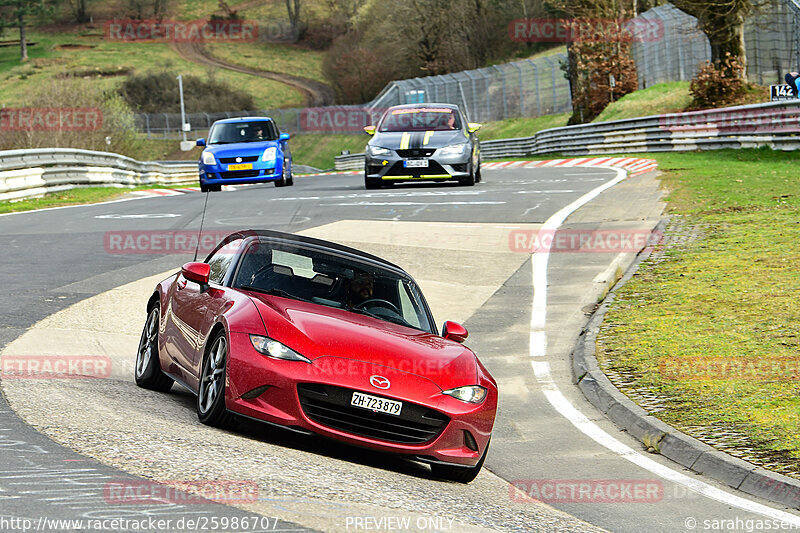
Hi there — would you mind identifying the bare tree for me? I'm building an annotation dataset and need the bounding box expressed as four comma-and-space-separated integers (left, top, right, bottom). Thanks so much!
286, 0, 301, 40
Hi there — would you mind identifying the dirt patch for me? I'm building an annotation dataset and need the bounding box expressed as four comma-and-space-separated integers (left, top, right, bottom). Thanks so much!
53, 43, 96, 50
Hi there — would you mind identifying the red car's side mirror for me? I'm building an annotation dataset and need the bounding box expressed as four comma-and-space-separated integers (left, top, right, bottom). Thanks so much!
442, 321, 468, 343
181, 262, 210, 285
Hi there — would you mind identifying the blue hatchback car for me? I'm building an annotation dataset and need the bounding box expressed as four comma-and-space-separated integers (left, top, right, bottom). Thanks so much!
196, 117, 293, 192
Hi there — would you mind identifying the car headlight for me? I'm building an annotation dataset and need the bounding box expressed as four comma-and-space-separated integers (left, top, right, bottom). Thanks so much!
201, 151, 216, 166
368, 145, 391, 157
442, 385, 487, 404
249, 335, 311, 363
439, 143, 467, 155
262, 147, 277, 161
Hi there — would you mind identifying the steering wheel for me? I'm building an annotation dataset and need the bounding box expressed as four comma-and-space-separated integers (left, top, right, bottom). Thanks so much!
353, 298, 401, 314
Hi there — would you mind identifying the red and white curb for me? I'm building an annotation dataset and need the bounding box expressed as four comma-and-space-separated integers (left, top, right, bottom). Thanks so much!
482, 157, 658, 176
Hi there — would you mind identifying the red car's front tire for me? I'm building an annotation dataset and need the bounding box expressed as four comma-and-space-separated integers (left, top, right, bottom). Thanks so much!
197, 330, 234, 428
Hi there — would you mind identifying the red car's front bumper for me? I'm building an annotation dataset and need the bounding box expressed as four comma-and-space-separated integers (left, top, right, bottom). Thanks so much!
224, 332, 497, 467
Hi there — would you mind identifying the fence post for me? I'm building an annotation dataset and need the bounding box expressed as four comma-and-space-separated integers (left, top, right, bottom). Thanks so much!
163, 113, 169, 140
481, 69, 491, 121
543, 57, 557, 114
527, 59, 541, 116
144, 114, 151, 140
492, 65, 507, 120
512, 62, 524, 117
464, 70, 480, 122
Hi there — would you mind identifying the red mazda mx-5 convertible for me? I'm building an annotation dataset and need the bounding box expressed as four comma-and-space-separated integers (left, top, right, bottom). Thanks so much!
135, 229, 497, 482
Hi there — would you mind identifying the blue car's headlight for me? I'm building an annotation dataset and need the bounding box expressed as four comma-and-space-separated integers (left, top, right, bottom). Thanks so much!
249, 335, 311, 363
439, 143, 467, 155
262, 147, 278, 161
201, 151, 216, 165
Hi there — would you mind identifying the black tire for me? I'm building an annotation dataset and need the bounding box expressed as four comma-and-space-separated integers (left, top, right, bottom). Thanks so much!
134, 305, 173, 392
459, 164, 476, 186
283, 158, 294, 186
430, 439, 489, 483
197, 330, 234, 428
200, 183, 208, 193
475, 159, 482, 183
365, 176, 381, 189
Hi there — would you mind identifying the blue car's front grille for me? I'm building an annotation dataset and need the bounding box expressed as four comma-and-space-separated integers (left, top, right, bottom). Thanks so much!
219, 156, 259, 164
220, 170, 261, 179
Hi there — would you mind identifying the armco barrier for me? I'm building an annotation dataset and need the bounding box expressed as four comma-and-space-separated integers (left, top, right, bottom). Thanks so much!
0, 148, 198, 202
336, 100, 800, 169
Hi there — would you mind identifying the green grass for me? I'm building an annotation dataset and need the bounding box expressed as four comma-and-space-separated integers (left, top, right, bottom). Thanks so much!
595, 148, 800, 475
204, 42, 326, 83
0, 30, 303, 109
477, 114, 570, 140
0, 185, 162, 214
289, 133, 370, 170
593, 82, 693, 123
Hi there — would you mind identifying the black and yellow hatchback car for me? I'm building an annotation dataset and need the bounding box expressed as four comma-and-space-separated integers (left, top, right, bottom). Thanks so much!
363, 103, 481, 189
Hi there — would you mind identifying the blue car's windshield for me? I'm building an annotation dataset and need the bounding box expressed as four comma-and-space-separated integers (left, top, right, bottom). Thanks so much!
208, 121, 279, 144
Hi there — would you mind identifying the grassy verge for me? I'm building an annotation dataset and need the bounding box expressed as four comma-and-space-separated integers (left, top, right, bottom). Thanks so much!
595, 148, 800, 476
0, 185, 166, 214
204, 42, 327, 83
0, 30, 303, 109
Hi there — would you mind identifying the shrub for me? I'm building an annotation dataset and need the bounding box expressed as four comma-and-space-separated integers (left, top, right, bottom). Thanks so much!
0, 78, 144, 157
118, 71, 256, 114
689, 53, 746, 109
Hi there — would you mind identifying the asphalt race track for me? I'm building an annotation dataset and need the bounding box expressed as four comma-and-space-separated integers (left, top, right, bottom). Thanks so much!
1, 166, 798, 532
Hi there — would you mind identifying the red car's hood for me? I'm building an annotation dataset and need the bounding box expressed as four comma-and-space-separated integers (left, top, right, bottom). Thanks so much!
248, 294, 477, 391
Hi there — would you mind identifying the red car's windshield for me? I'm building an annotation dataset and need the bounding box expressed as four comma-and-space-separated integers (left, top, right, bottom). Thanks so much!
378, 108, 460, 132
230, 241, 435, 334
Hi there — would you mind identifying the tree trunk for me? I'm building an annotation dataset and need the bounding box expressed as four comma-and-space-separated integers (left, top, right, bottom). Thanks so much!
706, 17, 746, 75
77, 0, 88, 23
18, 13, 27, 62
286, 0, 301, 41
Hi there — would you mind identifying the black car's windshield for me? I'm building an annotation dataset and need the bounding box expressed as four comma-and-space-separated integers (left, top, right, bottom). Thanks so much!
232, 240, 435, 334
378, 107, 460, 132
208, 121, 279, 144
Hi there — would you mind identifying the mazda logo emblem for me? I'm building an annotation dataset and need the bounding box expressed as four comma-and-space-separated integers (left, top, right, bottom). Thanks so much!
235, 157, 242, 163
369, 375, 390, 389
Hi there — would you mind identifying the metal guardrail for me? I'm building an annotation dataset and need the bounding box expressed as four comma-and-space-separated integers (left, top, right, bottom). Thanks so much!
0, 148, 198, 202
335, 100, 800, 170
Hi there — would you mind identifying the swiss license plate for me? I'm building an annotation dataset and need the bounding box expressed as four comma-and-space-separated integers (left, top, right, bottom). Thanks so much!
227, 163, 253, 171
351, 391, 402, 416
404, 159, 428, 168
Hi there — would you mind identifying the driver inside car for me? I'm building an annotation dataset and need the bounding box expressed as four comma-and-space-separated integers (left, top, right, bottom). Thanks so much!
346, 272, 374, 307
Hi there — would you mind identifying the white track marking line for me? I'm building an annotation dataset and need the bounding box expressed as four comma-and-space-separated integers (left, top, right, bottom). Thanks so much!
529, 167, 800, 525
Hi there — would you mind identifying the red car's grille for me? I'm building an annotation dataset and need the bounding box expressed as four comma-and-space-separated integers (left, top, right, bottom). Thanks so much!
297, 383, 449, 445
